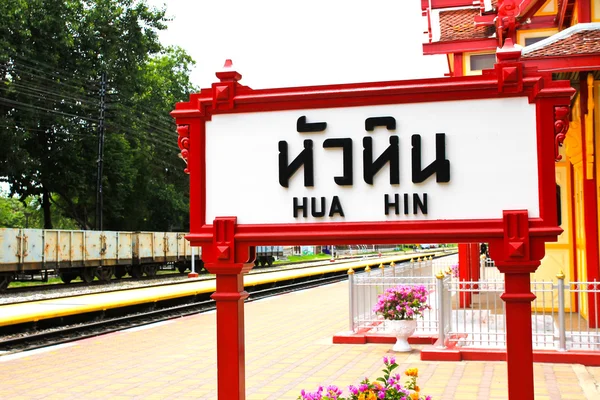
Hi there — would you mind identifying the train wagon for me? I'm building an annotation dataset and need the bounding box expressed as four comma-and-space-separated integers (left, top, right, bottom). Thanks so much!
0, 228, 201, 291
255, 246, 284, 267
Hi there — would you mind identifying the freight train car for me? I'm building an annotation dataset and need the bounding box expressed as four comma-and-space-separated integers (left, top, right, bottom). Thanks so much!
0, 228, 201, 291
255, 246, 284, 267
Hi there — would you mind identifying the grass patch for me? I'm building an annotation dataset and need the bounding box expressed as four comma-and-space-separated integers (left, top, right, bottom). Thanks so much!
274, 253, 332, 264
8, 276, 66, 287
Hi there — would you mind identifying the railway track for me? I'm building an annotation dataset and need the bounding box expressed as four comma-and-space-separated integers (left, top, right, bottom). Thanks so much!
0, 253, 378, 304
0, 271, 348, 355
0, 252, 456, 354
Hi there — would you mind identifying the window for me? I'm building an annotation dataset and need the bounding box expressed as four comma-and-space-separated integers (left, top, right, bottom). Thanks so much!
524, 36, 550, 46
469, 53, 496, 71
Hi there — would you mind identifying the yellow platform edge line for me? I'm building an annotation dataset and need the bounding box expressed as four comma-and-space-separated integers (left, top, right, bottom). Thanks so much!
0, 251, 452, 327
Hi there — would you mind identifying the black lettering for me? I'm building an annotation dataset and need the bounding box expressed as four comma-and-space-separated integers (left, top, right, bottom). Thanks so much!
297, 116, 327, 133
329, 196, 345, 217
413, 193, 428, 215
323, 138, 353, 185
363, 136, 399, 185
384, 194, 400, 215
311, 197, 326, 218
293, 197, 308, 218
411, 133, 450, 183
365, 116, 396, 131
279, 140, 314, 188
403, 193, 409, 215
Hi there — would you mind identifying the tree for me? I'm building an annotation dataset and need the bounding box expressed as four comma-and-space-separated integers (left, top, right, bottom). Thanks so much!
107, 46, 196, 231
0, 1, 194, 231
0, 194, 78, 229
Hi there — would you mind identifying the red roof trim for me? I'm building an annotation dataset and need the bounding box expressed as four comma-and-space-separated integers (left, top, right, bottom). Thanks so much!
423, 38, 498, 55
421, 0, 474, 11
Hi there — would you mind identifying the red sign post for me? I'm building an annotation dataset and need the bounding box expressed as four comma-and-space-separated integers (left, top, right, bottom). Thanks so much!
172, 43, 573, 400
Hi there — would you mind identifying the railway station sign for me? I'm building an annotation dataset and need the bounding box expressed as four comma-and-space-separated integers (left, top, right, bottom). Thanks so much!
172, 48, 575, 400
172, 57, 573, 246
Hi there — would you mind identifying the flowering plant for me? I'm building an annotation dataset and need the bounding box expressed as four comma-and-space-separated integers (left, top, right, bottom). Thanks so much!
373, 285, 431, 320
445, 264, 459, 278
297, 357, 432, 400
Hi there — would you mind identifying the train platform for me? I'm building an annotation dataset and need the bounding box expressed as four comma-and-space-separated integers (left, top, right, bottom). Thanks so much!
2, 281, 599, 400
0, 253, 436, 328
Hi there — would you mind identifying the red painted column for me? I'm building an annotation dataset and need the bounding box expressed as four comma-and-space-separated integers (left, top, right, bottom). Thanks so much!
489, 210, 549, 400
469, 243, 481, 291
454, 52, 464, 77
495, 262, 539, 400
458, 243, 472, 307
212, 272, 249, 399
202, 217, 255, 400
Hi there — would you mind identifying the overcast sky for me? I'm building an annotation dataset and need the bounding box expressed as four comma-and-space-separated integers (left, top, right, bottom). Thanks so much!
146, 0, 448, 89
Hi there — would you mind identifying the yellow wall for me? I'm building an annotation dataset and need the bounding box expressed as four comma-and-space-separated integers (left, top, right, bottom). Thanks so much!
596, 81, 600, 269
566, 93, 590, 319
533, 160, 575, 311
535, 0, 558, 16
574, 164, 588, 318
594, 0, 600, 22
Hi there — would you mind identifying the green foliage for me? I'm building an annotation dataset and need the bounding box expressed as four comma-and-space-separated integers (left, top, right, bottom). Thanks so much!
0, 1, 195, 231
0, 195, 78, 229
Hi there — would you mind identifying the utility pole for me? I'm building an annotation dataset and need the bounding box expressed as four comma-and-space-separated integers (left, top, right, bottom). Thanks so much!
95, 71, 106, 231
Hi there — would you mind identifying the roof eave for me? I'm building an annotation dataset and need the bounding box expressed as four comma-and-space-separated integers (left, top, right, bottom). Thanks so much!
522, 54, 600, 72
423, 38, 498, 55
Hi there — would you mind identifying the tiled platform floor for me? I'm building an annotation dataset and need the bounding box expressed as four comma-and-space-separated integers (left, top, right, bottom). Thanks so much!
1, 281, 599, 399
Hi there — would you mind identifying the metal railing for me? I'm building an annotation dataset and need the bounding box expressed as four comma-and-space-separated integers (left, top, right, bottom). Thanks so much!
348, 256, 458, 333
348, 262, 600, 352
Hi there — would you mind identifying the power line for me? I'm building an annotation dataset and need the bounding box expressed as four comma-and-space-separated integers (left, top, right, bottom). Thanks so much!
0, 96, 98, 122
6, 65, 99, 93
8, 81, 99, 106
10, 55, 100, 85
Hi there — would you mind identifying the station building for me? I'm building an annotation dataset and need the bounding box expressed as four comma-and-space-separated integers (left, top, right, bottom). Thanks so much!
421, 0, 599, 321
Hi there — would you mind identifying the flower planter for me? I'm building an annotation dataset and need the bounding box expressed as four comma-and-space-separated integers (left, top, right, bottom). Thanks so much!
386, 319, 417, 352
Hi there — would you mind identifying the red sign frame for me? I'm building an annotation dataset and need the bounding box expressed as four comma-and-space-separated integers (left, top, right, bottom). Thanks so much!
171, 47, 574, 400
172, 56, 572, 252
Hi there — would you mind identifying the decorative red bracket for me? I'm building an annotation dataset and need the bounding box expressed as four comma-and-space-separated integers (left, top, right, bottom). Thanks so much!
177, 124, 190, 174
554, 105, 570, 161
496, 0, 521, 47
202, 217, 255, 274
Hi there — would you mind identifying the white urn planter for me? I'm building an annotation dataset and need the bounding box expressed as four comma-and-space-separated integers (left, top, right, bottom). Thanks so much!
386, 319, 417, 352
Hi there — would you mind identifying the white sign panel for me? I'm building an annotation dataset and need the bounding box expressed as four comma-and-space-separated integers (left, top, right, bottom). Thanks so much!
205, 97, 538, 224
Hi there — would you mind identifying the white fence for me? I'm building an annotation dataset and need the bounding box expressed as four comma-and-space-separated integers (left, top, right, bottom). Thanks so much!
348, 258, 600, 351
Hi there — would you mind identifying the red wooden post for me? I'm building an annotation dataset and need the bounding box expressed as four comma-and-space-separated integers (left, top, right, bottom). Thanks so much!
489, 211, 548, 400
469, 243, 480, 292
458, 243, 472, 307
203, 217, 255, 400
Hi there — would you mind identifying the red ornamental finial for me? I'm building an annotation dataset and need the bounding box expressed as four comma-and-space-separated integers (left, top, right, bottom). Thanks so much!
216, 59, 242, 82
